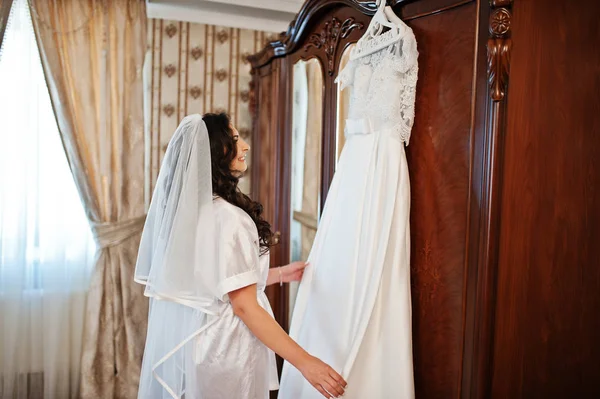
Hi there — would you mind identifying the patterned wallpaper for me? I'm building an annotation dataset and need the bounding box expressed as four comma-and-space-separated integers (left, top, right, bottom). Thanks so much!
146, 19, 278, 194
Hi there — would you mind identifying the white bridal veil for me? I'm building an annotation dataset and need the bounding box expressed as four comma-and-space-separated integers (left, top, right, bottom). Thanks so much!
134, 114, 221, 398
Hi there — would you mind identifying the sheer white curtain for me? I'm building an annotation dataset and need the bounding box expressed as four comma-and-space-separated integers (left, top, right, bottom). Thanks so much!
0, 0, 96, 398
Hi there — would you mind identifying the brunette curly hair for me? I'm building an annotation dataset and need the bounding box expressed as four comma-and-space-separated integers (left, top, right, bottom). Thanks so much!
202, 113, 275, 254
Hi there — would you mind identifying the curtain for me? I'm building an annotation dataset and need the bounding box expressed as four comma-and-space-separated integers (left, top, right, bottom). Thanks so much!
0, 1, 96, 398
28, 0, 148, 397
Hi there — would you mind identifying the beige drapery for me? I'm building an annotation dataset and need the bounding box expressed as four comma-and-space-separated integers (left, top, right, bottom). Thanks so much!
29, 1, 148, 397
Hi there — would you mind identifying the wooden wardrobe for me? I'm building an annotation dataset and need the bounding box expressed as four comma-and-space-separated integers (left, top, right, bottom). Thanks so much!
248, 0, 600, 397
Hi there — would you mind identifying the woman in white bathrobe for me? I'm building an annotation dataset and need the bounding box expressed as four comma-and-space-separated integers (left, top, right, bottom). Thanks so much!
134, 114, 346, 399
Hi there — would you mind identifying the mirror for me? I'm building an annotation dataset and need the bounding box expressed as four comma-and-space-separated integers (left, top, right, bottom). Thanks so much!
289, 58, 323, 322
335, 44, 356, 165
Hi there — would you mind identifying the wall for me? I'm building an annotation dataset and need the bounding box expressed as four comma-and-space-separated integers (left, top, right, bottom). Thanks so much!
145, 18, 278, 195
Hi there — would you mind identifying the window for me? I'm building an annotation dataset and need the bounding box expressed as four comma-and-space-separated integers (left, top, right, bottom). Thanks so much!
0, 1, 95, 396
0, 0, 96, 293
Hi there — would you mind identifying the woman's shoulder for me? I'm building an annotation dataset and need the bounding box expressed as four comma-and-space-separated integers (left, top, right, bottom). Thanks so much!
213, 197, 256, 232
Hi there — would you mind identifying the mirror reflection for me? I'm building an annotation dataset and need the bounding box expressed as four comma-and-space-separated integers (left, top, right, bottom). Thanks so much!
289, 58, 323, 322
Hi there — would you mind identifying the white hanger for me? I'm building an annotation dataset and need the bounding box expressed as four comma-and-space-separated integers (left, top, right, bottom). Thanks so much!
369, 0, 397, 34
350, 0, 407, 61
384, 5, 404, 25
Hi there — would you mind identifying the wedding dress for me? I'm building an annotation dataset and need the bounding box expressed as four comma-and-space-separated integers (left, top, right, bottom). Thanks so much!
279, 10, 419, 399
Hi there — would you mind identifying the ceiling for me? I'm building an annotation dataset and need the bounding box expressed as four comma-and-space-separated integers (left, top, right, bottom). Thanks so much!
146, 0, 304, 32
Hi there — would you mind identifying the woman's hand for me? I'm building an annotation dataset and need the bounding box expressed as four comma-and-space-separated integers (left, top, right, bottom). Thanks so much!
229, 284, 346, 398
266, 261, 309, 286
297, 355, 347, 398
280, 261, 309, 283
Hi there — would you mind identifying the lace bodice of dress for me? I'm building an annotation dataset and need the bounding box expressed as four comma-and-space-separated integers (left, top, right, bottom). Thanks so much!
338, 26, 418, 145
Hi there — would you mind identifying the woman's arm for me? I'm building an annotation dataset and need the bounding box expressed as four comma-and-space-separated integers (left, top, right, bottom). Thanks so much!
266, 261, 309, 286
229, 284, 346, 398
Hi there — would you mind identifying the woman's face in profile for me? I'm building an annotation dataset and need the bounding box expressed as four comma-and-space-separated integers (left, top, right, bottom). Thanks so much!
230, 125, 249, 174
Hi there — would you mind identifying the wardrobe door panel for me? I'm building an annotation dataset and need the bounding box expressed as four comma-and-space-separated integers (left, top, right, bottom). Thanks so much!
252, 61, 287, 318
492, 0, 600, 397
406, 2, 478, 397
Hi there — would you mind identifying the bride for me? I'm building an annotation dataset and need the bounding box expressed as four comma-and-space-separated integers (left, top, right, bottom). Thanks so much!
134, 114, 346, 398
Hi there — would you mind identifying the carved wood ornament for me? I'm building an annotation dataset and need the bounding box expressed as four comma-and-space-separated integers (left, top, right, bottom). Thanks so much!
487, 0, 513, 101
247, 1, 378, 70
472, 1, 515, 396
304, 17, 363, 75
